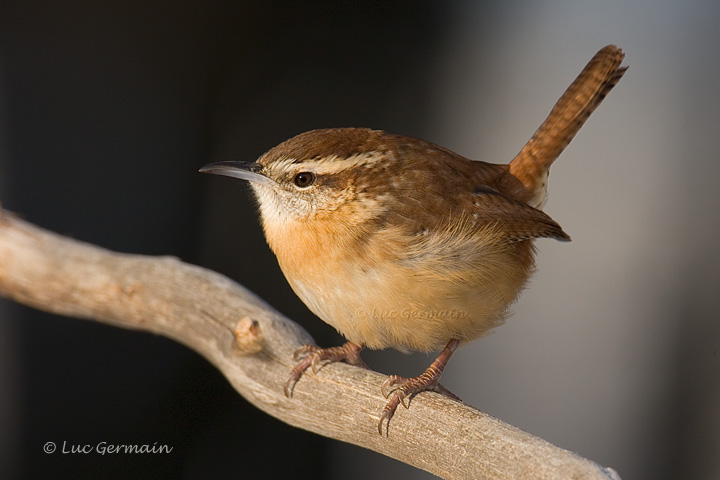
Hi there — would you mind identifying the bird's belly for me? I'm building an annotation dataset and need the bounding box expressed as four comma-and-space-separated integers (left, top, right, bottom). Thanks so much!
282, 249, 531, 352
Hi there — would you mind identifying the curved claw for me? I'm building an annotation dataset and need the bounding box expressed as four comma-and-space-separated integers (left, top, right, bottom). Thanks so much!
283, 376, 298, 398
377, 383, 419, 435
435, 384, 462, 402
378, 393, 402, 435
284, 353, 316, 397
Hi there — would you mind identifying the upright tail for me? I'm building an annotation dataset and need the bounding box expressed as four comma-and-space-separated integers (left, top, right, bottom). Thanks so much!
509, 45, 627, 208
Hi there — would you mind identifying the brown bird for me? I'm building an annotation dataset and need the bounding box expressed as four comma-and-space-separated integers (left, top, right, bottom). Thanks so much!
200, 45, 627, 434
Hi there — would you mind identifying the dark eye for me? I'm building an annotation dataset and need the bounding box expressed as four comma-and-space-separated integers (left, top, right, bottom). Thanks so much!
293, 172, 315, 188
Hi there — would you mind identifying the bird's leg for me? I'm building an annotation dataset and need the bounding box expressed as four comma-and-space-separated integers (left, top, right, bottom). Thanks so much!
284, 341, 367, 397
378, 339, 461, 435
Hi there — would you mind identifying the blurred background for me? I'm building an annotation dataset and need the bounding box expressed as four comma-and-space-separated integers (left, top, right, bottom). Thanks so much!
1, 1, 719, 478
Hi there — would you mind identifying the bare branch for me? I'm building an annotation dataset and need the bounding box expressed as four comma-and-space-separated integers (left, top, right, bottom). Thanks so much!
0, 209, 620, 479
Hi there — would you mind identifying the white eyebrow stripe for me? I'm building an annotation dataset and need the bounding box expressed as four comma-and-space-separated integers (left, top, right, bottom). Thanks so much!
274, 152, 388, 175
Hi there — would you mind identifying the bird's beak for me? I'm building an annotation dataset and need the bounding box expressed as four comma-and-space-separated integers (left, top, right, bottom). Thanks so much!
199, 161, 276, 187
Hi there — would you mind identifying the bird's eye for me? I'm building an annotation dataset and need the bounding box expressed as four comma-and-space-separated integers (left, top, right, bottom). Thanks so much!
293, 172, 315, 188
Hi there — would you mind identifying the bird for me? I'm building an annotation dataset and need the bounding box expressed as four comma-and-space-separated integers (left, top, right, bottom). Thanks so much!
200, 45, 627, 434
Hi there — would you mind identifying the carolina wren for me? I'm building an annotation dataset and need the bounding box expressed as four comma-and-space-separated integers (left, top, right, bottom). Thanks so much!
201, 45, 626, 434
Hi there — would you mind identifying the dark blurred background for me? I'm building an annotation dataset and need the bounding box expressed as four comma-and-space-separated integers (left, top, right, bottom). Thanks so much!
1, 1, 718, 479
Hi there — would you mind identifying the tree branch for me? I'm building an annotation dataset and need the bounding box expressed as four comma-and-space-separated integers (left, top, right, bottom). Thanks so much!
0, 209, 620, 479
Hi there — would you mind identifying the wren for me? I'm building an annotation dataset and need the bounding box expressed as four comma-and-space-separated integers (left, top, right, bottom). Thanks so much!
200, 45, 626, 434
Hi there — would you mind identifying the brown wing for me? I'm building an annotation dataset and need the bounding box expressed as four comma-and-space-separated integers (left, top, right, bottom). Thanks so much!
466, 185, 570, 242
364, 135, 570, 244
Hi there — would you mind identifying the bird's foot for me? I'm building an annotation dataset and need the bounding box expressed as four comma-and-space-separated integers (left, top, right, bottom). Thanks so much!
378, 339, 461, 435
284, 341, 366, 397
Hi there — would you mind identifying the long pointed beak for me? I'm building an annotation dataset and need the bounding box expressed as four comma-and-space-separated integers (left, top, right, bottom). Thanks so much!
199, 161, 276, 187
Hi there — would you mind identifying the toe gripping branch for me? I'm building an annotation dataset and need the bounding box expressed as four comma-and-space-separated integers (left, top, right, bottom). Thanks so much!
284, 341, 367, 397
283, 338, 461, 436
377, 339, 461, 435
